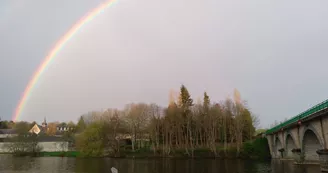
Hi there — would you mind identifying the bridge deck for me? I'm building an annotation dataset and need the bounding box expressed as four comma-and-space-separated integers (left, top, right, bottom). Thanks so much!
266, 99, 328, 134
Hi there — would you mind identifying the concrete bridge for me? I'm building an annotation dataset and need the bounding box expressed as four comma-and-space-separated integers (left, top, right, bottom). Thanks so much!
266, 99, 328, 165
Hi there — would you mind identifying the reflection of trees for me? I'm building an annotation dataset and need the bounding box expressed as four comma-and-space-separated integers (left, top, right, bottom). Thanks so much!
75, 158, 107, 173
7, 157, 323, 173
7, 156, 325, 173
237, 159, 245, 173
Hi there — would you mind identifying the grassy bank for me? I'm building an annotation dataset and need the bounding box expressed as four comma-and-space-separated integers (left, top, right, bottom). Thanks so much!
39, 151, 80, 157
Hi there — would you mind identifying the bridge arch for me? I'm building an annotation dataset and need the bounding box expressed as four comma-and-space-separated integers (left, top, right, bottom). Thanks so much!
285, 133, 296, 158
275, 136, 283, 158
301, 125, 324, 161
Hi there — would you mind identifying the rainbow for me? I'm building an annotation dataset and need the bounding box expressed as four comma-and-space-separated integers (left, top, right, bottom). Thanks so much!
12, 0, 117, 122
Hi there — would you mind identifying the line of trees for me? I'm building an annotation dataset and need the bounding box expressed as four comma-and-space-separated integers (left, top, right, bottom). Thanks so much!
75, 85, 259, 157
0, 119, 76, 134
0, 119, 15, 129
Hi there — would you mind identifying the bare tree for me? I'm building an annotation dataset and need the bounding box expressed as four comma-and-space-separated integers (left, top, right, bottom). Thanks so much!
148, 103, 162, 155
123, 103, 151, 151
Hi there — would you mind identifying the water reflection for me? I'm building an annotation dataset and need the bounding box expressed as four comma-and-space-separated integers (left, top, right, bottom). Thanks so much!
0, 155, 322, 173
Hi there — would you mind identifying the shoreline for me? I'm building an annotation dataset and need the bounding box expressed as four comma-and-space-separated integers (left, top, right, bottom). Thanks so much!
0, 151, 270, 160
0, 138, 271, 159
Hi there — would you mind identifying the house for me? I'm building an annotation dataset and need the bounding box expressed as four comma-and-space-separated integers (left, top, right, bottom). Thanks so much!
56, 125, 73, 132
29, 124, 46, 135
28, 119, 75, 137
29, 118, 48, 135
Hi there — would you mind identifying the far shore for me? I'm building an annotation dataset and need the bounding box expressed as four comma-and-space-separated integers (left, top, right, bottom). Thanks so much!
0, 150, 271, 160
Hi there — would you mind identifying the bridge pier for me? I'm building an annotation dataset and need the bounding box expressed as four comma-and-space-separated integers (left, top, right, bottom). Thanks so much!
291, 148, 302, 162
316, 116, 328, 172
317, 149, 328, 172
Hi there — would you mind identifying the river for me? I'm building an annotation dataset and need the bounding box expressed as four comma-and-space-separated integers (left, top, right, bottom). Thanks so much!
0, 155, 321, 173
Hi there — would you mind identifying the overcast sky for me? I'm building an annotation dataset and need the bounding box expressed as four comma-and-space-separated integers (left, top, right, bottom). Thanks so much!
1, 0, 328, 128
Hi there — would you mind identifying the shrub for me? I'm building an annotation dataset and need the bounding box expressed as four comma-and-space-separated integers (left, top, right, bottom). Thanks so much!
5, 133, 42, 156
242, 138, 271, 159
76, 122, 107, 157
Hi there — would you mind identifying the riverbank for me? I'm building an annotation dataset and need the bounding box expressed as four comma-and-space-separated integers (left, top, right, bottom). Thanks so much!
120, 148, 270, 160
1, 138, 270, 159
1, 150, 269, 160
39, 151, 80, 157
30, 150, 269, 160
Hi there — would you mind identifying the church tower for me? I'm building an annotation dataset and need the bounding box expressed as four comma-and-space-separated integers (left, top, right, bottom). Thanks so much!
42, 117, 47, 128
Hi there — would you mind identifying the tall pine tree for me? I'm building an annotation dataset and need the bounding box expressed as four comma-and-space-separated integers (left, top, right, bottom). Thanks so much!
203, 92, 210, 114
76, 116, 86, 133
178, 85, 193, 118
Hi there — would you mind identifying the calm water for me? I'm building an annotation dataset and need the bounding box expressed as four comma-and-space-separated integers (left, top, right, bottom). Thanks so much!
0, 155, 321, 173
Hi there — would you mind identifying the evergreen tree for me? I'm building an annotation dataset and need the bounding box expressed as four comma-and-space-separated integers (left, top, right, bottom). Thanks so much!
203, 92, 210, 113
76, 116, 86, 133
178, 85, 193, 117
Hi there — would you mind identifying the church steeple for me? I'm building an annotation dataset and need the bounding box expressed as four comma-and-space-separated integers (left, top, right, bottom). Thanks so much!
42, 117, 47, 128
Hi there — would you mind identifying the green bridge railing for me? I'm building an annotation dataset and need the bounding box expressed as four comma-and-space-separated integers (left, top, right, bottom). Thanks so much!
266, 99, 328, 134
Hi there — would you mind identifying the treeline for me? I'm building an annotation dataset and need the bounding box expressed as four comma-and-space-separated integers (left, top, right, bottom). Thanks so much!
0, 120, 15, 129
0, 120, 77, 135
76, 85, 260, 157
